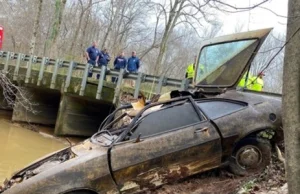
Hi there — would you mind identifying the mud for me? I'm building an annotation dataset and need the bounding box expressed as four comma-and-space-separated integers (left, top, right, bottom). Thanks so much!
150, 143, 286, 194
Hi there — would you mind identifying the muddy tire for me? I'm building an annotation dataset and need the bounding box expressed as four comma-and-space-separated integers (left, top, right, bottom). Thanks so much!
229, 138, 271, 176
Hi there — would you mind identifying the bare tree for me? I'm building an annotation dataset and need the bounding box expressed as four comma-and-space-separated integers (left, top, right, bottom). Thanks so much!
47, 0, 67, 56
69, 0, 104, 57
29, 0, 43, 55
145, 0, 216, 75
282, 0, 300, 193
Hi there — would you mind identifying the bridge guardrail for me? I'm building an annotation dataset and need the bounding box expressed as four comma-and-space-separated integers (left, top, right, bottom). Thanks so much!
0, 51, 192, 101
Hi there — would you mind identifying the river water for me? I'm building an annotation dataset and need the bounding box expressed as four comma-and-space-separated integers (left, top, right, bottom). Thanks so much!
0, 115, 74, 182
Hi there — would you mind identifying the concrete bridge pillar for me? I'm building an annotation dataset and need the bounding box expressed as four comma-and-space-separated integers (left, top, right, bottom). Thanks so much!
54, 94, 113, 136
12, 87, 61, 125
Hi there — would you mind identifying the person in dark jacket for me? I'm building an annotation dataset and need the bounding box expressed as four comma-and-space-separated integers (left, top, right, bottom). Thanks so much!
127, 51, 140, 73
112, 51, 127, 83
114, 51, 127, 69
98, 49, 111, 67
86, 41, 99, 77
97, 49, 111, 79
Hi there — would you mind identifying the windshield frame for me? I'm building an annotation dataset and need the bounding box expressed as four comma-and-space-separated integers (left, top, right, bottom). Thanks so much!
194, 28, 272, 89
99, 104, 133, 131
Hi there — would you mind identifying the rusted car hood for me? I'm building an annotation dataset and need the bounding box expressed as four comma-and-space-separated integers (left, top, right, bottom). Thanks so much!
71, 139, 107, 156
1, 140, 115, 194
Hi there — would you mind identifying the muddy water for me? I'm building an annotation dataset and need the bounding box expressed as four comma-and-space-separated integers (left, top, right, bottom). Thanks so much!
0, 118, 69, 182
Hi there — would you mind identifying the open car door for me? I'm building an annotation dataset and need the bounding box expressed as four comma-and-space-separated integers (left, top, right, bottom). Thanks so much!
195, 28, 272, 93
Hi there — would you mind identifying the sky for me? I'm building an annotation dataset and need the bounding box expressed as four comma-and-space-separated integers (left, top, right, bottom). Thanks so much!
220, 0, 288, 35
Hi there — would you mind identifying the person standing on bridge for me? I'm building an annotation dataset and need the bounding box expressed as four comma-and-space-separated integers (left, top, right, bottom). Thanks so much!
112, 51, 127, 83
86, 41, 100, 77
97, 48, 111, 79
127, 51, 140, 73
126, 51, 140, 86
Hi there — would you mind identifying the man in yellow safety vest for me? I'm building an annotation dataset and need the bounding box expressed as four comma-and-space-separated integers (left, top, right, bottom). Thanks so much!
238, 72, 264, 91
252, 72, 264, 91
185, 63, 195, 83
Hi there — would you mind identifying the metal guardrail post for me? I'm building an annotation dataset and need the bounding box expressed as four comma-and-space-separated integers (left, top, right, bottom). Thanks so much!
180, 78, 190, 91
13, 53, 23, 80
3, 51, 10, 73
50, 59, 61, 89
134, 72, 143, 99
37, 57, 48, 86
79, 63, 90, 96
96, 65, 106, 100
64, 61, 74, 92
113, 69, 125, 104
25, 55, 33, 83
155, 76, 165, 94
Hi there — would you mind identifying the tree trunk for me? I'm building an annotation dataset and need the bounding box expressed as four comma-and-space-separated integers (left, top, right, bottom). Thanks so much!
29, 0, 43, 55
154, 0, 184, 75
69, 11, 84, 55
69, 0, 92, 56
80, 11, 91, 52
282, 0, 300, 193
48, 0, 67, 56
101, 0, 117, 49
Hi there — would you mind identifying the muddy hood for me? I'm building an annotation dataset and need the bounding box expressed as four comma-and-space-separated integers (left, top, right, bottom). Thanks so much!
1, 140, 112, 193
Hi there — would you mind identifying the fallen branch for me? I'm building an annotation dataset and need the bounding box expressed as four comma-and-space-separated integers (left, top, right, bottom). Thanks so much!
0, 70, 37, 114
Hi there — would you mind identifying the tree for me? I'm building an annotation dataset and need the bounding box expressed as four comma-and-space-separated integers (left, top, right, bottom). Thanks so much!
69, 0, 104, 57
147, 0, 216, 75
29, 0, 43, 55
282, 0, 300, 193
47, 0, 67, 56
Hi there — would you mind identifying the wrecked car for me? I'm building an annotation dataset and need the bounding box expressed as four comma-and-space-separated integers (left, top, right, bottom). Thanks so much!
0, 28, 282, 194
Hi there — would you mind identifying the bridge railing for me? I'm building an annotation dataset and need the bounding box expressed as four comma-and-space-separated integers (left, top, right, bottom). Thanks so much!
0, 51, 192, 102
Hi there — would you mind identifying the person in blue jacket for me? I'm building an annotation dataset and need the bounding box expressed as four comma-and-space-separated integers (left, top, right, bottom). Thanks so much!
98, 48, 111, 67
85, 41, 99, 77
112, 51, 127, 82
127, 51, 140, 73
114, 51, 127, 69
97, 48, 111, 79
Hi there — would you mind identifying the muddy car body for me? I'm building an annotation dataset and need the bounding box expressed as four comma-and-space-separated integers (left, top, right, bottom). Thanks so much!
0, 28, 282, 194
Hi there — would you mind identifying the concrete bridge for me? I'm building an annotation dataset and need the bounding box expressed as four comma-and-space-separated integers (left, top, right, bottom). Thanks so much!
0, 51, 190, 136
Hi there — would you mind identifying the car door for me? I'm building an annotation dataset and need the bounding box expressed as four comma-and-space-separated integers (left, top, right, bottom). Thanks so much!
109, 99, 222, 193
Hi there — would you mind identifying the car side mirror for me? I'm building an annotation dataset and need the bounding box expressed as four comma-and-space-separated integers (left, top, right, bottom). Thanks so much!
134, 133, 142, 143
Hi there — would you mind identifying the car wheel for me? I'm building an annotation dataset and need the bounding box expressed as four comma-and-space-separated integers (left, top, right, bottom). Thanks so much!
229, 138, 271, 176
